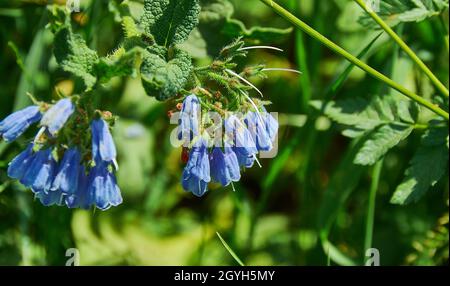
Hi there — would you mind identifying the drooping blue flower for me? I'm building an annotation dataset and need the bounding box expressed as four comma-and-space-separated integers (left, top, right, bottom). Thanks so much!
51, 147, 81, 195
0, 106, 42, 142
233, 147, 256, 168
182, 137, 211, 197
245, 111, 273, 152
260, 107, 279, 143
178, 94, 201, 144
7, 144, 36, 180
224, 115, 257, 168
35, 187, 65, 207
91, 119, 117, 164
40, 98, 75, 136
66, 166, 92, 210
20, 148, 57, 193
209, 147, 241, 187
87, 163, 123, 210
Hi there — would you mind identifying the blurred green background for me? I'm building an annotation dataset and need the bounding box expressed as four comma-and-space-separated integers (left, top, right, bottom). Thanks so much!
0, 0, 448, 266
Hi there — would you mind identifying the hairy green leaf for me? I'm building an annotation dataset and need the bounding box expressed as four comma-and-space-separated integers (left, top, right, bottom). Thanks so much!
354, 123, 414, 165
359, 0, 449, 29
53, 26, 99, 90
95, 47, 143, 84
140, 46, 193, 101
391, 127, 449, 204
141, 0, 201, 47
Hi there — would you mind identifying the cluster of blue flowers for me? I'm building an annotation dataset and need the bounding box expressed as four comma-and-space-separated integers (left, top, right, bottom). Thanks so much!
0, 98, 122, 210
178, 94, 279, 197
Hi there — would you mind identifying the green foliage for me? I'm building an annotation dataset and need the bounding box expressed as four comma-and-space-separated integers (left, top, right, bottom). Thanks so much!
140, 46, 193, 101
51, 7, 146, 91
311, 94, 417, 165
359, 0, 449, 28
0, 0, 448, 267
53, 26, 99, 90
406, 213, 449, 265
355, 123, 413, 165
182, 0, 291, 58
391, 125, 449, 204
95, 47, 143, 84
140, 0, 201, 47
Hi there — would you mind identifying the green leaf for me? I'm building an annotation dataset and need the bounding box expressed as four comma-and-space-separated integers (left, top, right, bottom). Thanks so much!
53, 26, 99, 90
311, 94, 417, 166
95, 47, 143, 84
141, 0, 201, 47
181, 0, 291, 58
179, 0, 234, 57
359, 0, 449, 29
354, 123, 414, 165
310, 96, 399, 136
391, 127, 449, 204
140, 46, 193, 101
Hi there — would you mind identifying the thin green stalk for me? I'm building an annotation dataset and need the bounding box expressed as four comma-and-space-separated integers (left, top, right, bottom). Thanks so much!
216, 232, 245, 266
364, 159, 383, 263
258, 0, 449, 121
354, 0, 449, 98
438, 13, 449, 53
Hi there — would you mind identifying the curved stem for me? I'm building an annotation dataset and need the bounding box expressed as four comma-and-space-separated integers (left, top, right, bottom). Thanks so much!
258, 0, 449, 121
354, 0, 449, 98
364, 159, 383, 264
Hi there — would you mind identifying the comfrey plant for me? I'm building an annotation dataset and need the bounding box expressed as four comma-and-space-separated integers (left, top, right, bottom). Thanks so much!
1, 0, 296, 208
1, 97, 122, 210
174, 93, 279, 197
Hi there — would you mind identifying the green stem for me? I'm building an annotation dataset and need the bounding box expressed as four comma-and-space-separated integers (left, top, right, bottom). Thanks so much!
258, 0, 449, 121
364, 159, 383, 263
438, 13, 449, 53
354, 0, 449, 98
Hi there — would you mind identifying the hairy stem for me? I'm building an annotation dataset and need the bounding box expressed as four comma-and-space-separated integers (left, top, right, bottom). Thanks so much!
258, 0, 449, 121
354, 0, 449, 98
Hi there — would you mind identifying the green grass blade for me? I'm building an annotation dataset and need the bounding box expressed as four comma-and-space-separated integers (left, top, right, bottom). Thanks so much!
216, 232, 245, 266
326, 32, 383, 96
14, 16, 48, 110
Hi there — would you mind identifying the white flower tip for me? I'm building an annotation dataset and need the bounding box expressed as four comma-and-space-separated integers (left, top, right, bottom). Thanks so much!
113, 159, 119, 171
225, 69, 264, 98
238, 46, 284, 52
263, 68, 303, 75
253, 155, 262, 168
